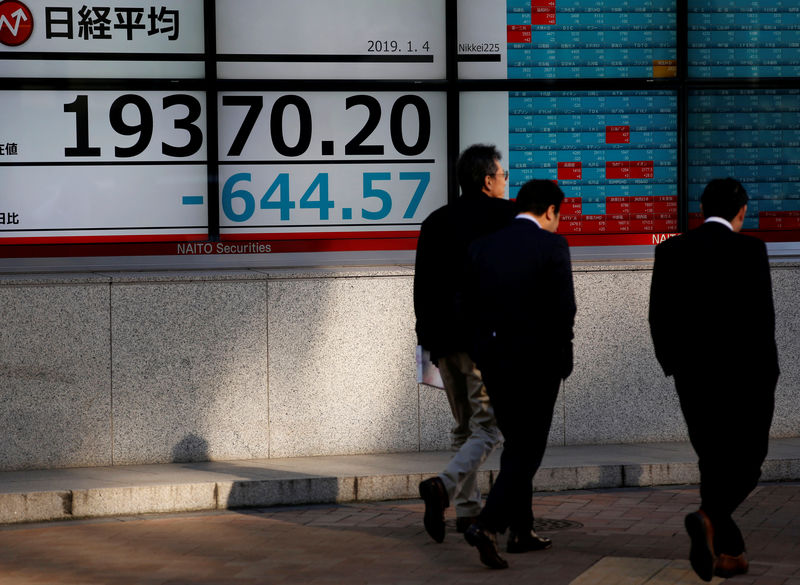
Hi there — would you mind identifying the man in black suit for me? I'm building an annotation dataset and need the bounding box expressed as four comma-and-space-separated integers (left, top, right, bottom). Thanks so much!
463, 179, 576, 569
649, 178, 779, 581
414, 144, 515, 542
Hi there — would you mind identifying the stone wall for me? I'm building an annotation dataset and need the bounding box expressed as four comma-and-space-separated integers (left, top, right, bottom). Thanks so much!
1, 262, 797, 471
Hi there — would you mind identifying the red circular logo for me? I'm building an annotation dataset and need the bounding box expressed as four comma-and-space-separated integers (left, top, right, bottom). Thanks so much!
0, 0, 33, 47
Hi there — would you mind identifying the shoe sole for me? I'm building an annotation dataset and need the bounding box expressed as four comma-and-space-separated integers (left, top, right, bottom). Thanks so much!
685, 513, 715, 582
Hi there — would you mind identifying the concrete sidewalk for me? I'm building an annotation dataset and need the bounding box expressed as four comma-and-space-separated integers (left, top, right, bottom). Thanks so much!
2, 439, 800, 525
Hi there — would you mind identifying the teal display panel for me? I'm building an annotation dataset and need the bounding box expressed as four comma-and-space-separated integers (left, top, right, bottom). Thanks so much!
458, 0, 677, 80
688, 89, 800, 233
689, 0, 800, 78
509, 90, 678, 241
508, 0, 676, 79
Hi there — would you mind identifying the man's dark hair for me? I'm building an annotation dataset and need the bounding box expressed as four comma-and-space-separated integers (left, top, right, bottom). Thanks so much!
515, 179, 565, 216
700, 178, 749, 221
456, 144, 502, 196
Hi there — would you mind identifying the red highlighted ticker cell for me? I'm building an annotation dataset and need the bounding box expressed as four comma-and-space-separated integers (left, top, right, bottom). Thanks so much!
606, 126, 631, 144
507, 24, 531, 43
561, 197, 582, 215
558, 161, 582, 180
532, 0, 556, 24
532, 11, 556, 25
606, 160, 654, 179
759, 211, 800, 230
605, 196, 677, 214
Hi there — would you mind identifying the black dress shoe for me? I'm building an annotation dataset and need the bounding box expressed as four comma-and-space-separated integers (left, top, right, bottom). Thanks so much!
506, 529, 552, 553
419, 477, 449, 543
456, 515, 479, 533
464, 524, 509, 569
685, 510, 716, 582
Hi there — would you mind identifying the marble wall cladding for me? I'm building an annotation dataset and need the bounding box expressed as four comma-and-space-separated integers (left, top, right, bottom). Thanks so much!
418, 384, 453, 452
0, 261, 797, 471
111, 278, 269, 465
267, 275, 419, 458
771, 266, 800, 438
566, 269, 688, 445
0, 280, 112, 470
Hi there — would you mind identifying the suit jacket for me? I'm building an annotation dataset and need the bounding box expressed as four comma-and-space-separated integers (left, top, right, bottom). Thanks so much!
413, 191, 515, 362
649, 221, 779, 381
466, 218, 577, 379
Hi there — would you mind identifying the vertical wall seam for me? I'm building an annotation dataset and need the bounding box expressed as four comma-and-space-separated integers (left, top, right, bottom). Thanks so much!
109, 281, 114, 465
417, 380, 422, 452
265, 279, 271, 459
562, 379, 567, 446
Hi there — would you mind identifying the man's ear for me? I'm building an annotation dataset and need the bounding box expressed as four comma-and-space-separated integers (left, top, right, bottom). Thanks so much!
546, 204, 557, 220
736, 204, 747, 222
731, 204, 747, 232
481, 175, 490, 195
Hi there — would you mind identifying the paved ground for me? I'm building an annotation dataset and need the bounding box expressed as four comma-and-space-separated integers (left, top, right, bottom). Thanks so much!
1, 481, 798, 585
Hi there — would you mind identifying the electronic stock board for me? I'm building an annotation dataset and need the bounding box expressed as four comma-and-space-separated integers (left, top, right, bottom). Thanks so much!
0, 0, 798, 267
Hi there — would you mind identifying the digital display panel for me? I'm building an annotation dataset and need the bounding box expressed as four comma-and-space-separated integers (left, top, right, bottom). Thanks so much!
215, 0, 446, 80
458, 0, 677, 80
0, 90, 208, 244
218, 92, 447, 245
0, 0, 205, 79
688, 89, 800, 232
461, 90, 678, 245
688, 0, 800, 78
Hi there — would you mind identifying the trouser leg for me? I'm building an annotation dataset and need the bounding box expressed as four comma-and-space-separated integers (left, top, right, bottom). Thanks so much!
675, 374, 776, 555
478, 367, 560, 534
438, 354, 473, 450
437, 353, 502, 517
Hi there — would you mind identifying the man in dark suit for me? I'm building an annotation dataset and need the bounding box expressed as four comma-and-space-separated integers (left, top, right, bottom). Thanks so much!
463, 179, 576, 569
414, 144, 515, 542
649, 178, 779, 581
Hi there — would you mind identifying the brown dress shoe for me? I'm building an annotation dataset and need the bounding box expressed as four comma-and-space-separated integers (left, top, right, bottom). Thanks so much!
464, 524, 509, 569
419, 477, 449, 543
685, 510, 717, 582
715, 552, 749, 578
506, 529, 552, 553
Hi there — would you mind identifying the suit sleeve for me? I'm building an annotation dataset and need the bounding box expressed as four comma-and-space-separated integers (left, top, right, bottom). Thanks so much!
553, 236, 577, 378
748, 239, 780, 378
413, 221, 436, 352
648, 243, 678, 376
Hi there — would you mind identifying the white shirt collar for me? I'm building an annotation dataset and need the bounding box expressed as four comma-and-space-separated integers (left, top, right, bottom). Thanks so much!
516, 213, 541, 228
704, 216, 733, 231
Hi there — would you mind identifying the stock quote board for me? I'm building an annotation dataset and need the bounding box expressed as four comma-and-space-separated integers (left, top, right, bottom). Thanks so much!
0, 0, 209, 261
216, 91, 447, 252
461, 90, 679, 246
215, 0, 446, 80
0, 0, 447, 263
688, 0, 800, 78
458, 0, 677, 79
688, 89, 800, 234
2, 0, 799, 266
